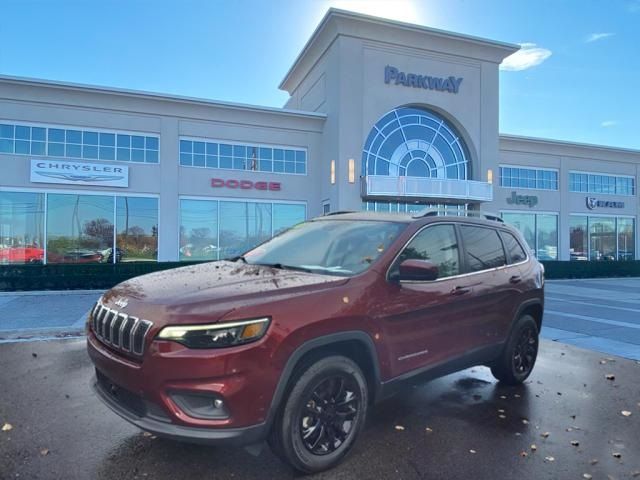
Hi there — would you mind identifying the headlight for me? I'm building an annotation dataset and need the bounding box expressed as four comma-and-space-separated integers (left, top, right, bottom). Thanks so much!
156, 317, 270, 349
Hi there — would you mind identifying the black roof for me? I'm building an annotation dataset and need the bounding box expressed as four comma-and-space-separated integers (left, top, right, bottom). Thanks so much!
313, 210, 508, 227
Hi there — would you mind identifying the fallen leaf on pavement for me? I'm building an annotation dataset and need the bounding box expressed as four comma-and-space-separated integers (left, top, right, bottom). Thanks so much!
606, 374, 615, 381
631, 471, 640, 477
612, 452, 622, 459
142, 432, 153, 437
514, 394, 521, 398
469, 449, 476, 454
395, 425, 405, 431
583, 474, 592, 480
567, 427, 573, 432
519, 451, 528, 457
500, 395, 507, 399
544, 456, 555, 462
571, 440, 580, 446
590, 459, 598, 465
1, 423, 12, 432
498, 409, 505, 413
621, 411, 632, 417
599, 360, 607, 365
425, 427, 433, 433
40, 448, 49, 456
541, 432, 550, 438
530, 444, 537, 451
522, 419, 529, 425
499, 415, 506, 419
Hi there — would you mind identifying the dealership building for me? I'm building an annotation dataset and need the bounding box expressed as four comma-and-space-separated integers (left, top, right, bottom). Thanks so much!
1, 9, 638, 264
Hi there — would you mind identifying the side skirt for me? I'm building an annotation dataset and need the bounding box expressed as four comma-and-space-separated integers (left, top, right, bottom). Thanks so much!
376, 343, 504, 402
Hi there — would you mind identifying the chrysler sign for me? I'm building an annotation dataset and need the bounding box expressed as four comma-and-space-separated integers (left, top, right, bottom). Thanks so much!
384, 65, 463, 94
30, 160, 129, 187
586, 197, 624, 209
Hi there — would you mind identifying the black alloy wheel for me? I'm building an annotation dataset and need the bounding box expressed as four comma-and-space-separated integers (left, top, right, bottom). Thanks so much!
512, 325, 538, 375
299, 375, 360, 455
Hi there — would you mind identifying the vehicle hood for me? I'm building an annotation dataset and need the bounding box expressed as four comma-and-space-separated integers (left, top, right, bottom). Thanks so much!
101, 261, 349, 326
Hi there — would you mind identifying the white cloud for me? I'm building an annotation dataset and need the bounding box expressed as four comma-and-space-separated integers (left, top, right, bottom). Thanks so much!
586, 32, 615, 43
601, 120, 618, 127
500, 43, 552, 71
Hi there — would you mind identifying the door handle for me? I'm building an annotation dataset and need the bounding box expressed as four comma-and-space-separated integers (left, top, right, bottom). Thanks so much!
509, 275, 522, 284
450, 286, 471, 296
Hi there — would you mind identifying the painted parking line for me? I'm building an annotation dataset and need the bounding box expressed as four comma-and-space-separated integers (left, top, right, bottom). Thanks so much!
546, 296, 640, 314
544, 309, 640, 330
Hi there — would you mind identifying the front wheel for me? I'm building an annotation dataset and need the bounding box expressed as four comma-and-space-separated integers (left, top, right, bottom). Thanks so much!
491, 314, 539, 385
268, 355, 368, 474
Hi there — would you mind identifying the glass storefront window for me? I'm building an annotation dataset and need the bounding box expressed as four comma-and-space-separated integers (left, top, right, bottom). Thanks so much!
0, 192, 45, 264
569, 216, 588, 261
501, 212, 558, 260
116, 197, 158, 262
219, 202, 272, 259
571, 215, 635, 261
618, 218, 635, 261
536, 214, 558, 260
501, 213, 536, 254
179, 199, 219, 261
46, 194, 114, 264
179, 199, 307, 261
273, 204, 306, 235
589, 217, 616, 261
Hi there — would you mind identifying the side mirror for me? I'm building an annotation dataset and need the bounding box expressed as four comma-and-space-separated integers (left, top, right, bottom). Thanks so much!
398, 259, 439, 282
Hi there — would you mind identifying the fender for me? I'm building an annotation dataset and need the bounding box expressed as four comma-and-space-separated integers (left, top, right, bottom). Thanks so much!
511, 298, 544, 334
264, 331, 382, 429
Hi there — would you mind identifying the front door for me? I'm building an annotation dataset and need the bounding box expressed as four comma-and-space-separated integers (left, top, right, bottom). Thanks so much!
374, 223, 478, 378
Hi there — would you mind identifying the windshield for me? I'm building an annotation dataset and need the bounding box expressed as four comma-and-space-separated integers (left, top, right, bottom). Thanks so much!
242, 219, 407, 276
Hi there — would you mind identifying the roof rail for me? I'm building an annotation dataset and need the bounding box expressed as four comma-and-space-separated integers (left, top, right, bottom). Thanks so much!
324, 210, 356, 216
412, 209, 504, 223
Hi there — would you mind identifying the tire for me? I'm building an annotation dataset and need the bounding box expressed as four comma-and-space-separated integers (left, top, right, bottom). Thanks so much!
491, 314, 539, 385
268, 355, 368, 474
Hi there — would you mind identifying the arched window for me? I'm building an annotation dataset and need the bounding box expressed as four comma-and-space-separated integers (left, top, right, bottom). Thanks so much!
362, 107, 469, 180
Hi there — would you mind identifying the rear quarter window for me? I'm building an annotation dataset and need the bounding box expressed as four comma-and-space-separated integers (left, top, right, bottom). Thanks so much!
501, 231, 528, 264
460, 225, 507, 272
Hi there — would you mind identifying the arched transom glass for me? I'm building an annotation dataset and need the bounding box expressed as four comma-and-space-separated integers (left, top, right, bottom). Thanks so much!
362, 107, 469, 180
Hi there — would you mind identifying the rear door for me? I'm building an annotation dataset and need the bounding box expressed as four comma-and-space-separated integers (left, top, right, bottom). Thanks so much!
458, 224, 511, 346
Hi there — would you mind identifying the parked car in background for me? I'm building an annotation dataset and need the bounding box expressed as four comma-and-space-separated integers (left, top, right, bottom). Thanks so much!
100, 247, 124, 263
87, 211, 545, 473
0, 245, 44, 264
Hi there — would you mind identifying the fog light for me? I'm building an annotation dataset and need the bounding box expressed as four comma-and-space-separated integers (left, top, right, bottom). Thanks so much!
170, 392, 229, 420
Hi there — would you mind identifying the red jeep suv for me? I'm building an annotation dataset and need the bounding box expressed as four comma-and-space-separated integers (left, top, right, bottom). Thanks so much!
87, 211, 544, 473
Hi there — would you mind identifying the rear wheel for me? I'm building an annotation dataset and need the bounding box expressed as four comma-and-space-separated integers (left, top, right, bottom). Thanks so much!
268, 355, 368, 473
491, 314, 539, 385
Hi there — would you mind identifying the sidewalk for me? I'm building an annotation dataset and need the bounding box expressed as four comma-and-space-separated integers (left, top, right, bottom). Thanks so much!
0, 290, 102, 342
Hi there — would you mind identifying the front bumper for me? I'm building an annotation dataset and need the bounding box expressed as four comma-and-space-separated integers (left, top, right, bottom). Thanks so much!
92, 373, 267, 446
87, 330, 279, 446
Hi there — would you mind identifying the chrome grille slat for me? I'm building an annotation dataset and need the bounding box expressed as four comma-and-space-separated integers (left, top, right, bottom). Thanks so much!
90, 302, 152, 356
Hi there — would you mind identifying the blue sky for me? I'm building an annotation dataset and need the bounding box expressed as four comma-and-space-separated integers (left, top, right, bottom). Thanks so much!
2, 0, 639, 149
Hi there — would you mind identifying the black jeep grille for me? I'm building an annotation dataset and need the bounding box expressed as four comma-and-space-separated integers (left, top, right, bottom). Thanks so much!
91, 302, 152, 356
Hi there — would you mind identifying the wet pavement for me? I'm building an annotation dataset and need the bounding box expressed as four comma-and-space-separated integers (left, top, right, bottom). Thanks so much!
1, 338, 639, 480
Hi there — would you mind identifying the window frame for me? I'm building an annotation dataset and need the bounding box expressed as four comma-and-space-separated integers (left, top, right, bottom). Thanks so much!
387, 221, 463, 283
0, 119, 160, 164
568, 170, 636, 196
499, 164, 559, 191
178, 136, 308, 176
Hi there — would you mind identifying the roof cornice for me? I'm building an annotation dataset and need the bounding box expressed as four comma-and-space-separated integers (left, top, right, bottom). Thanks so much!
279, 8, 519, 93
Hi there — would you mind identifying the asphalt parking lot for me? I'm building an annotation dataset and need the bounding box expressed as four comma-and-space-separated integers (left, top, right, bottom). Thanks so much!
0, 278, 639, 479
0, 338, 638, 480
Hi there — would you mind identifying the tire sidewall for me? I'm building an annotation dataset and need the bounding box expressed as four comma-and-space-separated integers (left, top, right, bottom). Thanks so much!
280, 356, 368, 473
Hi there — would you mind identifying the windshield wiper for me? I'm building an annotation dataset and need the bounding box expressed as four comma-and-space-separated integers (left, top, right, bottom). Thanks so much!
229, 255, 248, 263
253, 262, 314, 273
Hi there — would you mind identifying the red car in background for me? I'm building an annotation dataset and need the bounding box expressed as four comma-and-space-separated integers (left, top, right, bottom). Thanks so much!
0, 246, 44, 264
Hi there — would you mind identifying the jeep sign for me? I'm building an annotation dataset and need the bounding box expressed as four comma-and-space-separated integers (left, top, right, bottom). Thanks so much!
506, 191, 538, 208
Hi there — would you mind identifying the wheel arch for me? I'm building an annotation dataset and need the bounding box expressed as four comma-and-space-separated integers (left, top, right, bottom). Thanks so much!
515, 298, 544, 333
266, 331, 382, 429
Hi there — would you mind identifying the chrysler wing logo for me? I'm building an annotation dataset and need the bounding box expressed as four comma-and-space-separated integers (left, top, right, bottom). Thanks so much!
114, 298, 129, 309
35, 171, 125, 183
586, 197, 598, 210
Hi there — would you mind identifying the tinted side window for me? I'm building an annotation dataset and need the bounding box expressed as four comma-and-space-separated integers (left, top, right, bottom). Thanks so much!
396, 224, 460, 279
460, 225, 506, 272
502, 231, 527, 264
